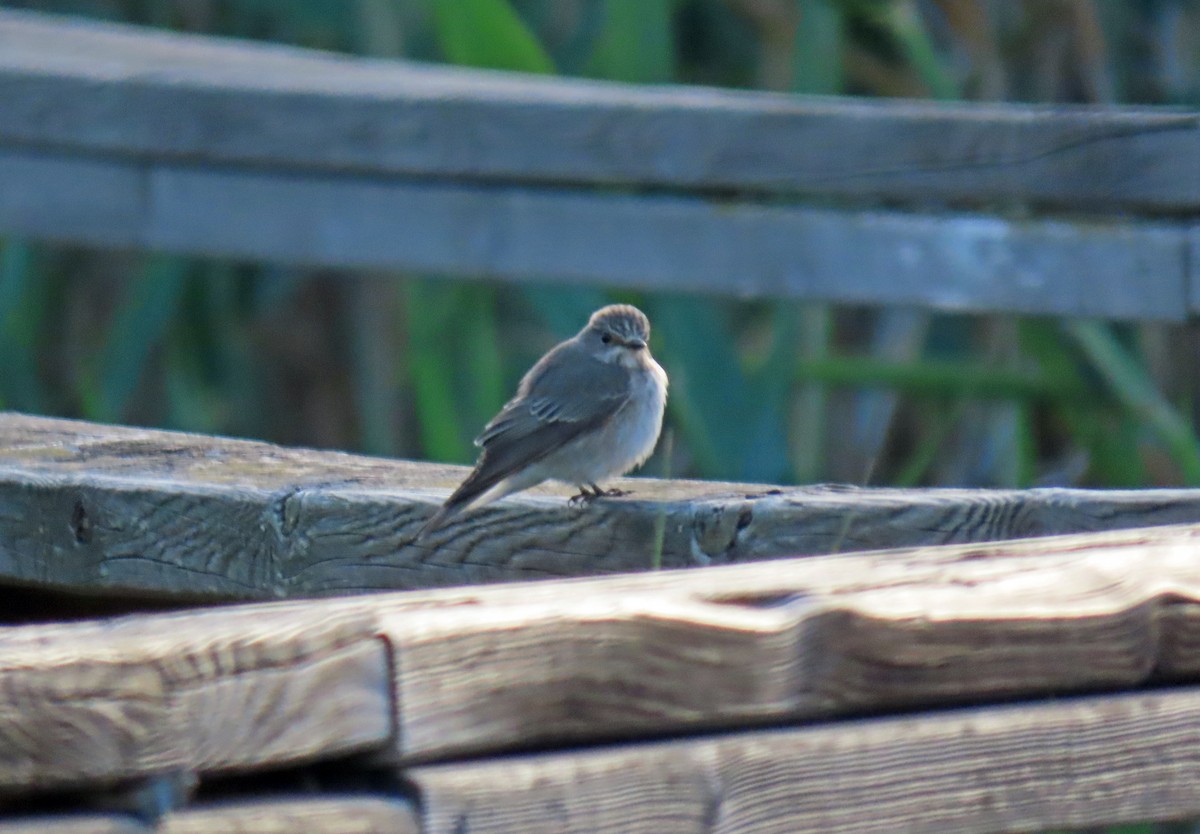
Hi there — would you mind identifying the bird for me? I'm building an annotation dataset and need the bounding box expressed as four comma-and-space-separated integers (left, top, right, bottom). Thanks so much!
418, 304, 668, 537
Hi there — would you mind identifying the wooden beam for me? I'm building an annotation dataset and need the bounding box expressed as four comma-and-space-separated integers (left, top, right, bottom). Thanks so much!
378, 522, 1200, 761
7, 515, 1200, 788
7, 413, 1200, 600
0, 799, 420, 834
1, 9, 1197, 213
161, 798, 419, 834
0, 819, 143, 834
0, 604, 391, 792
406, 686, 1200, 834
1, 12, 1197, 319
1, 149, 1189, 320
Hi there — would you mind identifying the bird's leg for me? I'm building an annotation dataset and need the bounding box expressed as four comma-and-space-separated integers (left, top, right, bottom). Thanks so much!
568, 483, 603, 507
568, 483, 631, 507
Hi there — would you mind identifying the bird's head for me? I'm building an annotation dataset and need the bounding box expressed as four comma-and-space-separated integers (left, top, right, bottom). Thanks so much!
582, 304, 652, 366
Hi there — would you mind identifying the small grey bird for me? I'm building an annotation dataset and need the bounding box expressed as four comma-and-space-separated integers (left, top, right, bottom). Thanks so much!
419, 304, 668, 536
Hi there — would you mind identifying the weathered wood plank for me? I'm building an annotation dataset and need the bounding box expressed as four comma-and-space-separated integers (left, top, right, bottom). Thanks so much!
0, 605, 391, 791
407, 686, 1200, 834
2, 149, 1188, 319
9, 413, 1200, 599
0, 818, 144, 834
1, 9, 1198, 213
0, 798, 420, 834
161, 797, 419, 834
8, 514, 1200, 782
379, 522, 1200, 761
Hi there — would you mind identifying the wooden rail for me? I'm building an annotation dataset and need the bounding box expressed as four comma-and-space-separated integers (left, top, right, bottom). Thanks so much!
7, 413, 1200, 600
1, 10, 1197, 319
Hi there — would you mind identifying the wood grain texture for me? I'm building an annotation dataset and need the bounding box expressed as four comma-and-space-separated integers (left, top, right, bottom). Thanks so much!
407, 686, 1200, 834
9, 505, 1200, 772
9, 413, 1200, 599
0, 798, 419, 834
0, 604, 391, 791
4, 513, 1200, 803
377, 522, 1200, 761
0, 818, 144, 834
161, 797, 419, 834
1, 9, 1198, 212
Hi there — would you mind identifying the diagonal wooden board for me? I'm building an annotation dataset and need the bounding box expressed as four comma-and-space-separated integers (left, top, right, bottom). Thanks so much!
7, 413, 1200, 599
407, 685, 1200, 834
5, 517, 1200, 792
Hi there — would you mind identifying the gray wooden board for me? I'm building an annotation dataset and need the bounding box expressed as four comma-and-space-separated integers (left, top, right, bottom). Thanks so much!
1, 9, 1199, 212
10, 413, 1200, 599
0, 151, 143, 249
0, 150, 1193, 320
406, 686, 1200, 834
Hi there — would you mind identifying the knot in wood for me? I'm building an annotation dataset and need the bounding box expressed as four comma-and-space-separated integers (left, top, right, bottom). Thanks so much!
690, 501, 753, 565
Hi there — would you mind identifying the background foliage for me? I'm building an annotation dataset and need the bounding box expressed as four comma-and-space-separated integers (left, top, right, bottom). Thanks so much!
2, 0, 1200, 500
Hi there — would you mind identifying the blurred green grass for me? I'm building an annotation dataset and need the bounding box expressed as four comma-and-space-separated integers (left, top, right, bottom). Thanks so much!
1, 0, 1199, 506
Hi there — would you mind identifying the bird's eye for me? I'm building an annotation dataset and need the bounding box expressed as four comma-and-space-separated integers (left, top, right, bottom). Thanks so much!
601, 333, 612, 344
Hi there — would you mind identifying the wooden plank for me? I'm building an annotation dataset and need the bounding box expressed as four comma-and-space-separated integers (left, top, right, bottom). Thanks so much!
10, 413, 1200, 599
0, 605, 391, 791
1, 150, 1188, 320
143, 165, 1192, 320
8, 513, 1200, 777
0, 798, 420, 834
406, 686, 1200, 834
0, 150, 143, 250
1189, 225, 1200, 312
161, 797, 419, 834
0, 818, 144, 834
0, 10, 1198, 213
379, 521, 1200, 761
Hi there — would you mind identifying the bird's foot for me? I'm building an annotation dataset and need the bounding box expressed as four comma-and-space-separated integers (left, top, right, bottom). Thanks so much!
568, 484, 631, 507
567, 485, 601, 507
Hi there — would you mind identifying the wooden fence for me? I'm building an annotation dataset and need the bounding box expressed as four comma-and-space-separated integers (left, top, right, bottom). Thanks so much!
3, 8, 1200, 834
1, 9, 1198, 320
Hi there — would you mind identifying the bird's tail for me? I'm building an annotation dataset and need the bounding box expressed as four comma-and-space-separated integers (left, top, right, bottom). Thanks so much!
415, 465, 505, 540
415, 500, 462, 540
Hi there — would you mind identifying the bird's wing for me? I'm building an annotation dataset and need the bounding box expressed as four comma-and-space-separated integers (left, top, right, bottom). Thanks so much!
443, 346, 631, 511
476, 342, 630, 446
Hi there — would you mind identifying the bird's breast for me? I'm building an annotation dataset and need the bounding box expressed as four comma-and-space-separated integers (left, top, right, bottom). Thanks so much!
590, 359, 667, 477
538, 358, 667, 485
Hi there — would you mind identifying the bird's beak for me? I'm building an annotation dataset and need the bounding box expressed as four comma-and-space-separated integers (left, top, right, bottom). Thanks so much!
625, 337, 646, 350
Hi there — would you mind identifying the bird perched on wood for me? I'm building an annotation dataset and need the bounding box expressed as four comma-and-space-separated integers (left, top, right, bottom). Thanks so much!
418, 304, 668, 537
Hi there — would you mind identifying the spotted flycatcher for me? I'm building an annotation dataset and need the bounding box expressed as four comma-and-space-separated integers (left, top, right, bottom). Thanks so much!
419, 304, 668, 536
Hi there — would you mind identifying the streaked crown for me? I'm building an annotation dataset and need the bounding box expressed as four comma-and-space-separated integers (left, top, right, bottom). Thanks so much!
587, 304, 650, 343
